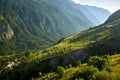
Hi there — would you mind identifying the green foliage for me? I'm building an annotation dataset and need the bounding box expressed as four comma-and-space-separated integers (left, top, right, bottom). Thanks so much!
88, 55, 109, 71
71, 66, 98, 80
0, 2, 120, 80
68, 64, 72, 68
48, 10, 120, 56
38, 72, 42, 77
76, 60, 81, 66
95, 70, 120, 80
0, 0, 97, 55
25, 51, 31, 58
56, 66, 65, 77
95, 70, 111, 80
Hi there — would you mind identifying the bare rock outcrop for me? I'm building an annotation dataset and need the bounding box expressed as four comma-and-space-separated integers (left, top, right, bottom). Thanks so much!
0, 20, 14, 39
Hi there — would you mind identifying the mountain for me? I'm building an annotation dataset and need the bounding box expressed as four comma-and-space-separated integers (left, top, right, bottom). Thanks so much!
77, 5, 101, 25
54, 0, 111, 25
27, 10, 120, 78
53, 9, 120, 55
0, 9, 119, 80
84, 5, 111, 24
0, 0, 110, 55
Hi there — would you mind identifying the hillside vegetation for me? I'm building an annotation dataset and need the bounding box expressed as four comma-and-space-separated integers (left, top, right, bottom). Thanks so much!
0, 0, 110, 55
0, 9, 119, 80
43, 10, 120, 56
34, 54, 120, 80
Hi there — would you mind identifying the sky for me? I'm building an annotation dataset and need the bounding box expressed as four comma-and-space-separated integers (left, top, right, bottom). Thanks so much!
72, 0, 120, 13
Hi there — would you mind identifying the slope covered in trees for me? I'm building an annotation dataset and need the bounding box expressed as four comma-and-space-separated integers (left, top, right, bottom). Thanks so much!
1, 7, 120, 80
0, 0, 110, 55
51, 9, 120, 55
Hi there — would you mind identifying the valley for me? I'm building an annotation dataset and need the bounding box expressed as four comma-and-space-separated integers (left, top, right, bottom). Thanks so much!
0, 0, 110, 55
0, 0, 120, 80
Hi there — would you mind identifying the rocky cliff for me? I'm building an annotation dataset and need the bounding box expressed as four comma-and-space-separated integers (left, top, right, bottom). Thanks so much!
0, 17, 14, 39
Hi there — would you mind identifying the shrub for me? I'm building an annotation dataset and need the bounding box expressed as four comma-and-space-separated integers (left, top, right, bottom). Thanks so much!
25, 51, 31, 58
56, 66, 65, 77
74, 60, 81, 67
88, 55, 109, 71
68, 64, 72, 68
71, 66, 98, 80
39, 72, 42, 77
95, 70, 111, 80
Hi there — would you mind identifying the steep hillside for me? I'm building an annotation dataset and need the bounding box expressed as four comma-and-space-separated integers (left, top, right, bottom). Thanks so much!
84, 5, 111, 23
77, 5, 110, 25
78, 5, 101, 25
105, 10, 120, 23
0, 0, 91, 55
53, 10, 120, 55
28, 10, 120, 80
0, 9, 119, 80
0, 16, 14, 39
33, 9, 120, 63
0, 0, 110, 55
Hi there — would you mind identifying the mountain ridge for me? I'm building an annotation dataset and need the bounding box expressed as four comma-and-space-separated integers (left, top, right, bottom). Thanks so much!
0, 5, 119, 80
0, 0, 110, 55
56, 9, 120, 55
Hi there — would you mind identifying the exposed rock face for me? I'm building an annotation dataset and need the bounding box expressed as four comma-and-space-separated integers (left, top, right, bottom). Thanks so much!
0, 21, 14, 39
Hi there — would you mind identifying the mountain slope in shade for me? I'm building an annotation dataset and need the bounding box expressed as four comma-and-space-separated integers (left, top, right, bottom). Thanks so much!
77, 5, 101, 25
46, 9, 120, 56
70, 9, 120, 54
84, 5, 111, 24
55, 0, 111, 26
0, 0, 110, 55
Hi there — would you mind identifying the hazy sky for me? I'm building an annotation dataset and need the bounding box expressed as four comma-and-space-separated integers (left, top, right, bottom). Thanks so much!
72, 0, 120, 13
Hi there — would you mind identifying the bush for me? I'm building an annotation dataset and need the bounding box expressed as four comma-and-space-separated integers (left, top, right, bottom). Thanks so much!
95, 70, 120, 80
74, 60, 81, 67
95, 70, 109, 80
95, 70, 112, 80
88, 55, 109, 71
25, 51, 32, 58
39, 72, 42, 77
56, 66, 65, 77
68, 64, 72, 68
71, 66, 98, 80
